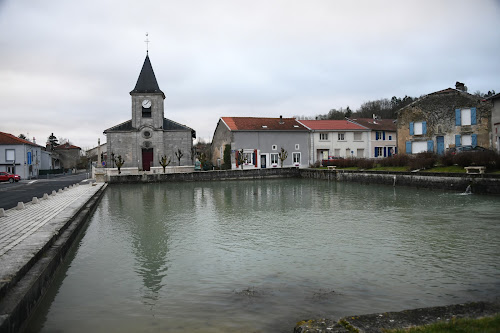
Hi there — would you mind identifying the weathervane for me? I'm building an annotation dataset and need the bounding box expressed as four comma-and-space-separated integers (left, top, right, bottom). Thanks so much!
145, 33, 150, 53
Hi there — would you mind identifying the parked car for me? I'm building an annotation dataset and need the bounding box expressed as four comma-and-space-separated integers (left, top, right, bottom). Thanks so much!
447, 146, 489, 155
0, 172, 21, 183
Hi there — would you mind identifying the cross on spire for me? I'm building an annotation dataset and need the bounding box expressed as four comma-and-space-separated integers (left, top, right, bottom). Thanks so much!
145, 33, 150, 53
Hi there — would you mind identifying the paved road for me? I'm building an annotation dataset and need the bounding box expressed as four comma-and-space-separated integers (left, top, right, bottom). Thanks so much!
0, 173, 92, 210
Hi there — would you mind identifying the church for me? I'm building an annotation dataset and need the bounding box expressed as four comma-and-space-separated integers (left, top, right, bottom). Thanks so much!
104, 53, 195, 170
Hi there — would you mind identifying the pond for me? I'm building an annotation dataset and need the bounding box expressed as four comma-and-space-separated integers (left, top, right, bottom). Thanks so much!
26, 179, 500, 332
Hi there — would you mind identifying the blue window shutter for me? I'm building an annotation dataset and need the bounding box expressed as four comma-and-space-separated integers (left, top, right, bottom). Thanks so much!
374, 147, 378, 157
406, 141, 412, 154
455, 109, 461, 126
427, 140, 434, 152
455, 135, 461, 147
471, 107, 477, 125
383, 147, 387, 157
422, 121, 427, 135
471, 134, 477, 147
375, 132, 379, 140
409, 122, 414, 135
383, 131, 386, 140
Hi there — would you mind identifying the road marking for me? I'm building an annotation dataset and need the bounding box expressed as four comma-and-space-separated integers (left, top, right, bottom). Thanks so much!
28, 180, 37, 185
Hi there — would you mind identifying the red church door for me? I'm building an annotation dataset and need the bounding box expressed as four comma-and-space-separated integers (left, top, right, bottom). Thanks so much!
142, 148, 153, 171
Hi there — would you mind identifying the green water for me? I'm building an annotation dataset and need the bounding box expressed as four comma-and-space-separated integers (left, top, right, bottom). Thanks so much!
26, 179, 500, 332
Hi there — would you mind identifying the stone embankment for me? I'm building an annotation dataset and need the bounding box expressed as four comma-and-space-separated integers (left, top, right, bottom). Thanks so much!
108, 167, 500, 194
0, 182, 107, 333
294, 301, 499, 333
300, 169, 500, 194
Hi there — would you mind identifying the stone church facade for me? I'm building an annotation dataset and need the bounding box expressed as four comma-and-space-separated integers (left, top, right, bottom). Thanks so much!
104, 54, 195, 170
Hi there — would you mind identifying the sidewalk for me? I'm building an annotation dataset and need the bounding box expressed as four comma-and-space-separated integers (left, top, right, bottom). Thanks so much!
0, 182, 106, 331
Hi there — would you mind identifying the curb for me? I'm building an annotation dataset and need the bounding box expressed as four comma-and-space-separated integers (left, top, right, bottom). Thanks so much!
0, 184, 107, 333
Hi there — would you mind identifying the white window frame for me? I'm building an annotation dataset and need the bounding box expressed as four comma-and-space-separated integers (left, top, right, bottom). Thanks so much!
411, 141, 427, 154
270, 153, 279, 165
338, 133, 345, 141
414, 122, 423, 135
462, 134, 472, 146
375, 147, 383, 157
461, 109, 471, 126
272, 145, 277, 151
243, 152, 253, 165
295, 144, 299, 150
319, 133, 328, 141
6, 149, 15, 162
353, 132, 362, 141
292, 152, 301, 165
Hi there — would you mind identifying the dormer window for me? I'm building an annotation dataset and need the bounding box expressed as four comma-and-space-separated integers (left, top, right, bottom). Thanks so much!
262, 125, 268, 128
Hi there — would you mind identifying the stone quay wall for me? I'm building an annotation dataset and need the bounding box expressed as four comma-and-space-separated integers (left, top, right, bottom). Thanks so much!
299, 169, 500, 195
108, 167, 500, 195
108, 167, 301, 184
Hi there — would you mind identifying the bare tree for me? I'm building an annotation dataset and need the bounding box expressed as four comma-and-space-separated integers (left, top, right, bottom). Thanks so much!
175, 148, 184, 166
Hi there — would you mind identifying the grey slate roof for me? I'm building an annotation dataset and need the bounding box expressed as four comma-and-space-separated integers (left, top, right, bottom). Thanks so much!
104, 118, 196, 138
130, 54, 165, 98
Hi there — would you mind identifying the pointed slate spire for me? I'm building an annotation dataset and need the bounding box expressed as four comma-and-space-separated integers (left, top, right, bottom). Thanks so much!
130, 54, 165, 98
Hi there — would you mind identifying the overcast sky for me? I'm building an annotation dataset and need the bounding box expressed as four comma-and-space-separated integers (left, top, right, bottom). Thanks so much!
1, 0, 499, 149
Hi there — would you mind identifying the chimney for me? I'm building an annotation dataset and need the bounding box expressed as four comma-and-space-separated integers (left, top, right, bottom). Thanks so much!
279, 115, 284, 124
455, 81, 467, 92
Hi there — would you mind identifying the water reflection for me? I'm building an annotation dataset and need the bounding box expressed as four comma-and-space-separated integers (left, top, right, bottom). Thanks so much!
25, 179, 500, 333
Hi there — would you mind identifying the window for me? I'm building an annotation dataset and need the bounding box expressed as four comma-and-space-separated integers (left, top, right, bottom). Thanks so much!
388, 135, 392, 140
410, 121, 426, 136
411, 141, 427, 154
271, 153, 279, 164
357, 149, 364, 157
376, 131, 384, 140
295, 144, 299, 150
272, 145, 277, 151
243, 152, 253, 164
354, 132, 362, 141
292, 152, 301, 164
456, 108, 477, 126
334, 149, 340, 156
338, 133, 345, 141
375, 147, 383, 157
461, 109, 471, 126
461, 134, 472, 146
6, 149, 15, 162
319, 133, 328, 141
142, 107, 152, 118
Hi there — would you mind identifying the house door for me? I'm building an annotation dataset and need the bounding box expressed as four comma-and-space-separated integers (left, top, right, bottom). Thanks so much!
437, 136, 444, 155
142, 148, 153, 171
260, 154, 267, 168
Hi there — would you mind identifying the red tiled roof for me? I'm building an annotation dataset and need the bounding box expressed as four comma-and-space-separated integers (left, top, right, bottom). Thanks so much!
221, 117, 308, 131
348, 118, 396, 131
298, 120, 366, 131
0, 131, 41, 147
54, 142, 81, 150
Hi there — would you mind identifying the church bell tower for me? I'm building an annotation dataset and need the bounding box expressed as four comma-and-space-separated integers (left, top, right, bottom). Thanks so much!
130, 54, 165, 130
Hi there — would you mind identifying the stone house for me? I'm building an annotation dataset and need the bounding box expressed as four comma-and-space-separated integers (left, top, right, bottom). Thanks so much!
211, 116, 309, 169
104, 53, 195, 171
0, 131, 43, 179
52, 142, 82, 170
397, 82, 492, 155
488, 92, 500, 153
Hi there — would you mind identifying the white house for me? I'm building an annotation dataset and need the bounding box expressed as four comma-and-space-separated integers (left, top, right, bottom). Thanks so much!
347, 118, 398, 158
0, 131, 43, 179
297, 120, 370, 164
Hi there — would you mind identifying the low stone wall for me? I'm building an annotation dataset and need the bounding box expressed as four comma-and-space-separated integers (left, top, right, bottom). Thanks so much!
108, 167, 301, 184
107, 167, 500, 195
294, 301, 499, 333
299, 169, 500, 195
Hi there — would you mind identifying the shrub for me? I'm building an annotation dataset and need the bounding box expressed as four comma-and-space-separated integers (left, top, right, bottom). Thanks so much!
379, 154, 409, 167
439, 152, 455, 167
453, 151, 499, 169
357, 158, 375, 169
408, 152, 437, 170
